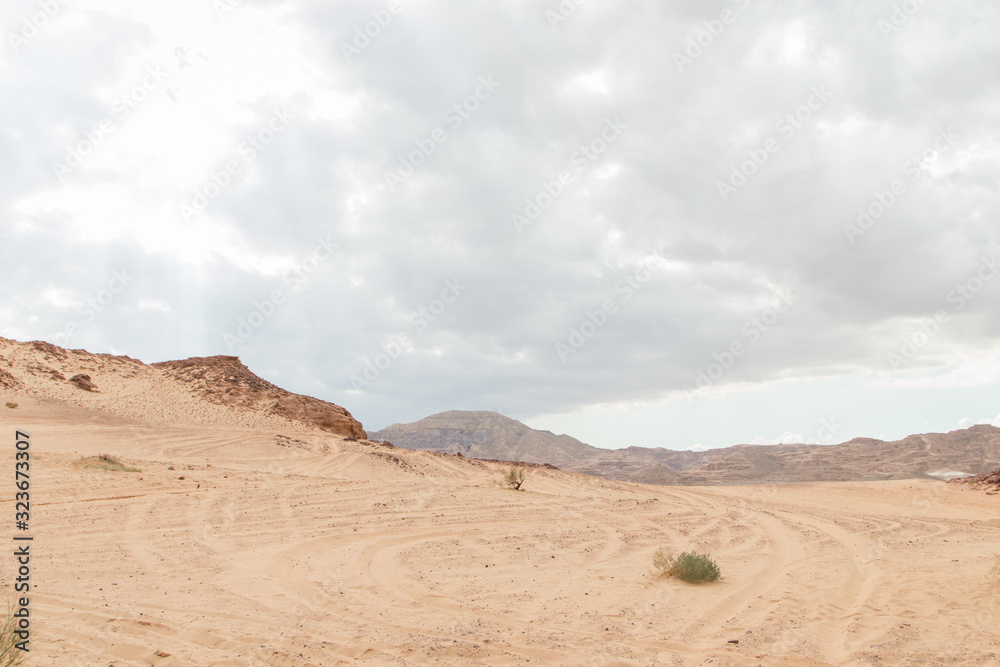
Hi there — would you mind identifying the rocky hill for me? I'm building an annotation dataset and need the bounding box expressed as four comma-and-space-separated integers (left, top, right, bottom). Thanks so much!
949, 467, 1000, 493
152, 355, 366, 438
372, 411, 1000, 485
0, 337, 366, 438
371, 410, 599, 469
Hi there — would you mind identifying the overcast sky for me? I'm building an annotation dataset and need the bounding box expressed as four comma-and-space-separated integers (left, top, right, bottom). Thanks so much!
2, 0, 999, 450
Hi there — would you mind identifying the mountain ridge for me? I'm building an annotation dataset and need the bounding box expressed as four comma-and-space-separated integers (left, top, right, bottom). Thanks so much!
372, 410, 1000, 485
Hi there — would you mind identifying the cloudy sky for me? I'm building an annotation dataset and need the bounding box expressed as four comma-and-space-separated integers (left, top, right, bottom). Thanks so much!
2, 0, 999, 450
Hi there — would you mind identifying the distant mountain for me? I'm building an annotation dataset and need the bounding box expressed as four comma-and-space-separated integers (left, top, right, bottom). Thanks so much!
371, 411, 599, 469
371, 411, 1000, 485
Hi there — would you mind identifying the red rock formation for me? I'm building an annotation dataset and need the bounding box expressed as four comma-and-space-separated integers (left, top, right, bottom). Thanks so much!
152, 355, 367, 439
0, 336, 367, 439
68, 373, 98, 391
949, 468, 1000, 493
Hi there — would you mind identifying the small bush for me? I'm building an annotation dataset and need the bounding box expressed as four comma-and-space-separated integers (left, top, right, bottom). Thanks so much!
653, 549, 721, 583
3, 403, 15, 409
503, 465, 525, 490
652, 548, 671, 574
85, 454, 141, 473
0, 602, 25, 665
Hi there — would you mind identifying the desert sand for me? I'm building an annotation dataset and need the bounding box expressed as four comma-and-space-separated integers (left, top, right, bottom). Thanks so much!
1, 339, 999, 665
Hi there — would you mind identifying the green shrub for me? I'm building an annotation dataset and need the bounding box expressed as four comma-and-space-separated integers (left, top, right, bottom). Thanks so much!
653, 549, 721, 583
503, 465, 525, 490
3, 403, 15, 409
0, 602, 25, 666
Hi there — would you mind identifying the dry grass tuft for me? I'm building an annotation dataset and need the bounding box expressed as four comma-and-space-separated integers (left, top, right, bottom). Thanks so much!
80, 454, 141, 473
0, 602, 25, 666
503, 465, 525, 490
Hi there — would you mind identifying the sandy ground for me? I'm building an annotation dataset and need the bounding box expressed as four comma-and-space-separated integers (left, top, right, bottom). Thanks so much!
2, 399, 999, 666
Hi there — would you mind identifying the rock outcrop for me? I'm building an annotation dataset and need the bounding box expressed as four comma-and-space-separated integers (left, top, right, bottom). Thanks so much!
0, 337, 366, 439
949, 467, 1000, 493
152, 356, 367, 439
68, 373, 98, 391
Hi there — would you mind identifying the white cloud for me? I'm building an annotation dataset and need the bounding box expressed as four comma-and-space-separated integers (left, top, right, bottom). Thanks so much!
960, 413, 1000, 429
2, 0, 999, 448
748, 432, 809, 446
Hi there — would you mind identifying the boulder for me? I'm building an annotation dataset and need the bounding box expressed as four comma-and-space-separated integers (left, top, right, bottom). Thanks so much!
68, 374, 98, 391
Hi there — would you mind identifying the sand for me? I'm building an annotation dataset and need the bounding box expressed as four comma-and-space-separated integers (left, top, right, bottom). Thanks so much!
0, 395, 997, 666
0, 335, 997, 665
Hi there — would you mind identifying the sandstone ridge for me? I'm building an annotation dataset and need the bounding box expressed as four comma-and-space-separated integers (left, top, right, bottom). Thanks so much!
0, 337, 366, 438
153, 355, 366, 438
